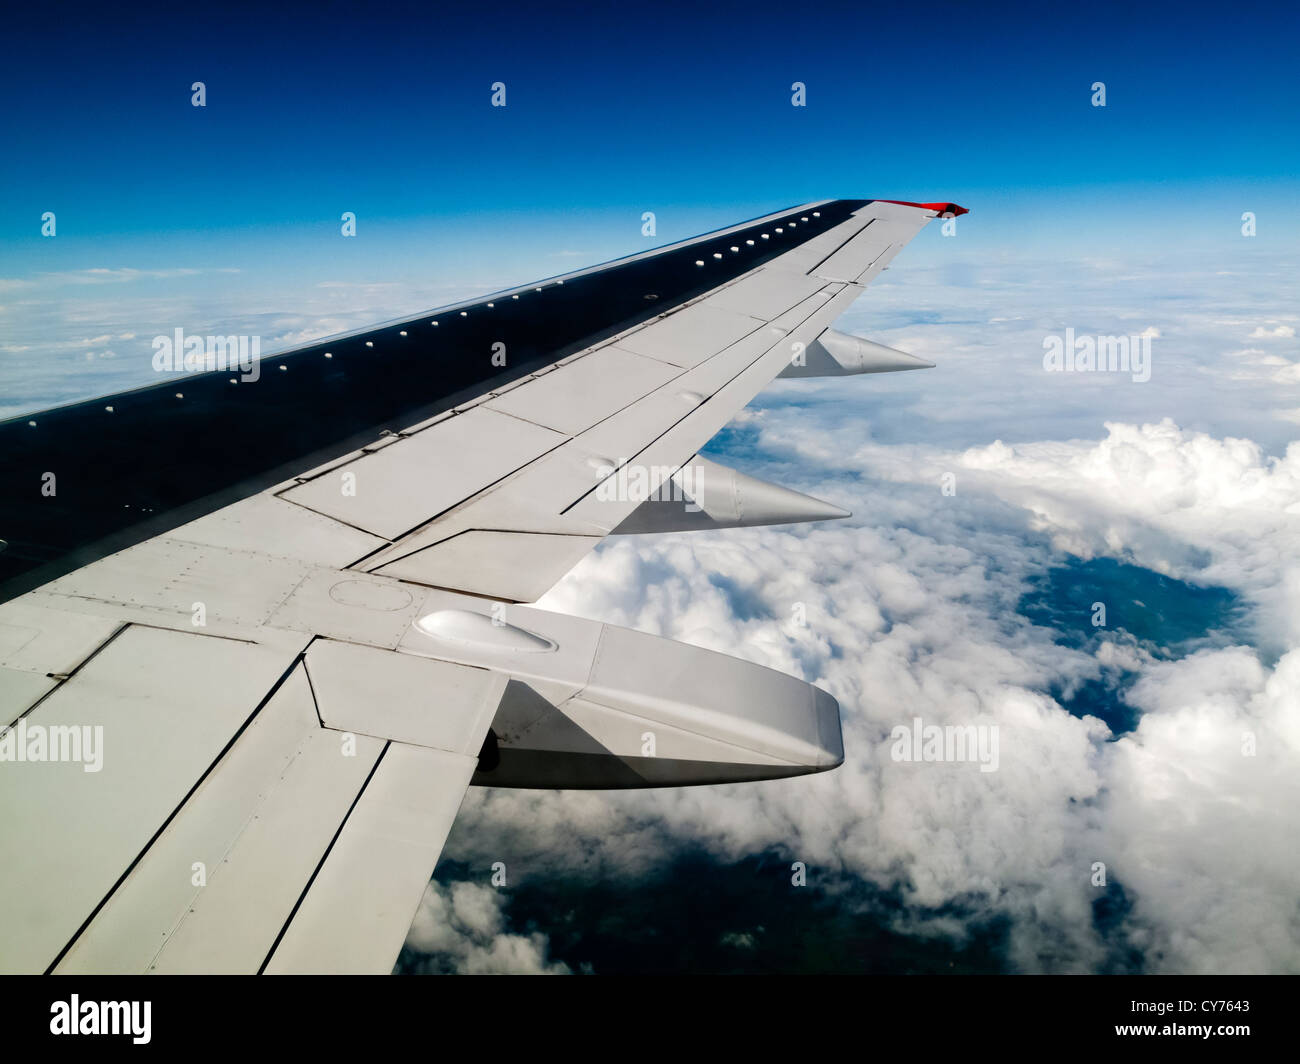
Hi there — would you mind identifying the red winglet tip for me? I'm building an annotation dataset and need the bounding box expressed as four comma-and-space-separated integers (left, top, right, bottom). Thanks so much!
878, 199, 969, 217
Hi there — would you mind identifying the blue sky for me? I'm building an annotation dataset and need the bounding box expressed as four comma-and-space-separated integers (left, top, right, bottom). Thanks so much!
3, 0, 1298, 288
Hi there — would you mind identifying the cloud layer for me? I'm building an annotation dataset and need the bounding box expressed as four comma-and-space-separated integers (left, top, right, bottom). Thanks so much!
425, 408, 1300, 973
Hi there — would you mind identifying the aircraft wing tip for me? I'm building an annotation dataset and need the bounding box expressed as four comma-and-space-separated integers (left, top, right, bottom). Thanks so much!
876, 199, 969, 218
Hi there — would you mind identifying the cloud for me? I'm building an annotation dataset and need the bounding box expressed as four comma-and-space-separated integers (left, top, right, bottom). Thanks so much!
37, 267, 204, 286
1099, 646, 1300, 973
405, 881, 569, 974
1249, 325, 1296, 339
314, 280, 403, 291
424, 411, 1300, 974
949, 420, 1300, 651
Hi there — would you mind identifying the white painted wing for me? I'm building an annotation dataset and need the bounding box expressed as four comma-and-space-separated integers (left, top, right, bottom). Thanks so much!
0, 198, 950, 974
278, 200, 940, 601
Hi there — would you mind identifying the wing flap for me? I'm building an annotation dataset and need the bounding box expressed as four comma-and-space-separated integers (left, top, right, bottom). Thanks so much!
167, 493, 387, 568
484, 346, 680, 435
704, 267, 828, 317
0, 668, 57, 725
46, 641, 502, 975
773, 212, 875, 274
147, 726, 387, 974
615, 302, 764, 368
565, 282, 861, 531
278, 407, 566, 540
0, 625, 306, 974
0, 602, 122, 684
373, 530, 602, 601
304, 638, 506, 753
263, 742, 477, 975
55, 661, 323, 974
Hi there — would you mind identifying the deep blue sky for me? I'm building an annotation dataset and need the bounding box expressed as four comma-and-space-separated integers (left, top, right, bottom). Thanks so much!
3, 0, 1298, 282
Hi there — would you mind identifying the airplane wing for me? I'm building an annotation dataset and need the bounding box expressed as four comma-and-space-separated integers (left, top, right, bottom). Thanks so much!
0, 198, 964, 974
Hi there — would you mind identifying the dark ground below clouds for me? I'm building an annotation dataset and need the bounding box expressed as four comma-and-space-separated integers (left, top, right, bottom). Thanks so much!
1017, 556, 1243, 735
401, 851, 1152, 974
400, 852, 1011, 975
